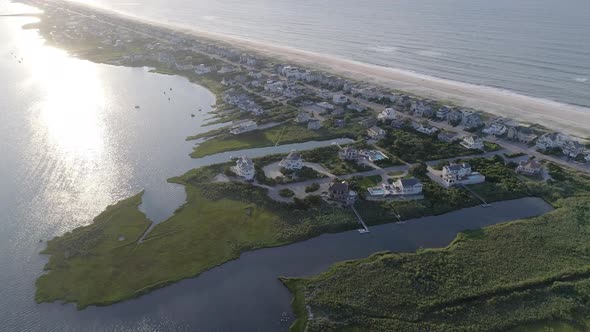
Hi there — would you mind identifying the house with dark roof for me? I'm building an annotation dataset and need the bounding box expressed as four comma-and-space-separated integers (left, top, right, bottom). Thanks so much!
516, 159, 543, 177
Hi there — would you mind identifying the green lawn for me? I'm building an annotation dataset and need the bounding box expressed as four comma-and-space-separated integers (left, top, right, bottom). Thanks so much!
283, 196, 590, 332
35, 166, 357, 309
190, 124, 354, 158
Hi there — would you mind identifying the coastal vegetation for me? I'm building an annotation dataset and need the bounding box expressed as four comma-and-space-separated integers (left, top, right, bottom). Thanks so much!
283, 164, 590, 331
35, 166, 357, 309
377, 128, 481, 163
282, 196, 590, 332
190, 124, 356, 158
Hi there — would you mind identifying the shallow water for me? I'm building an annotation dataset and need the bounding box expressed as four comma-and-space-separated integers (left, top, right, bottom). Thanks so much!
78, 0, 590, 108
0, 3, 557, 331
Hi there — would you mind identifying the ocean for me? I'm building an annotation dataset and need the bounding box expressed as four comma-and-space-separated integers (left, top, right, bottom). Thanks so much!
79, 0, 590, 108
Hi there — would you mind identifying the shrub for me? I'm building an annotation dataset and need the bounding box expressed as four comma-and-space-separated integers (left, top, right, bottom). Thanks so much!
305, 182, 321, 193
279, 189, 295, 198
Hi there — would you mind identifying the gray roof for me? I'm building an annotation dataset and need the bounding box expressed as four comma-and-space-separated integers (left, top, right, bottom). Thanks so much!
446, 163, 471, 171
399, 178, 420, 187
330, 181, 349, 192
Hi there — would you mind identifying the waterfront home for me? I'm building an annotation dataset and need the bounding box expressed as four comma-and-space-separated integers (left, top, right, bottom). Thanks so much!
395, 178, 423, 195
232, 157, 256, 180
367, 178, 423, 198
307, 119, 322, 130
461, 136, 484, 150
516, 159, 543, 177
331, 108, 346, 117
175, 60, 193, 71
295, 111, 311, 124
438, 131, 459, 143
506, 126, 538, 144
339, 146, 359, 161
562, 140, 585, 158
264, 80, 285, 94
462, 112, 484, 129
316, 102, 335, 113
442, 163, 485, 188
535, 132, 583, 157
194, 64, 212, 75
367, 126, 386, 140
436, 106, 451, 120
447, 109, 463, 125
329, 181, 356, 205
391, 118, 408, 129
332, 94, 348, 105
412, 101, 435, 118
230, 120, 258, 135
412, 122, 439, 136
482, 123, 507, 136
585, 153, 590, 163
378, 108, 398, 121
279, 151, 304, 170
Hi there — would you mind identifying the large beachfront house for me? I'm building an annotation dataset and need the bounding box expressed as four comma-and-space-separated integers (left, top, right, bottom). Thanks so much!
279, 151, 304, 170
442, 163, 485, 188
367, 178, 423, 198
232, 157, 256, 180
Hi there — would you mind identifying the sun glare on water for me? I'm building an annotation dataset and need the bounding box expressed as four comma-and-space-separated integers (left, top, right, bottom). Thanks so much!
29, 45, 106, 162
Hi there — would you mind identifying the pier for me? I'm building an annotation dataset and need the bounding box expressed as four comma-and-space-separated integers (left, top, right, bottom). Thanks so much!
351, 204, 370, 233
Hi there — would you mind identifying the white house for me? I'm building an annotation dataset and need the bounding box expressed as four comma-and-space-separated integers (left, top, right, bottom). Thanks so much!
378, 108, 398, 121
461, 136, 484, 150
442, 163, 485, 187
535, 132, 569, 150
339, 146, 359, 160
230, 120, 258, 135
279, 151, 304, 170
367, 126, 386, 140
394, 178, 423, 195
232, 157, 255, 180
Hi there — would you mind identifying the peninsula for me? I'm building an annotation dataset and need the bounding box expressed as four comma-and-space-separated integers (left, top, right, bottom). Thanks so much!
16, 0, 590, 330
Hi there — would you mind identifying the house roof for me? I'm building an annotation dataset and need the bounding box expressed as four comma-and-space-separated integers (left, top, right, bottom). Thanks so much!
236, 157, 254, 168
285, 151, 301, 161
520, 159, 542, 169
399, 178, 420, 187
330, 181, 349, 192
446, 163, 471, 171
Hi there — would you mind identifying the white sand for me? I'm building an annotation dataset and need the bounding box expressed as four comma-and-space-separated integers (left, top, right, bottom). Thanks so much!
64, 0, 590, 138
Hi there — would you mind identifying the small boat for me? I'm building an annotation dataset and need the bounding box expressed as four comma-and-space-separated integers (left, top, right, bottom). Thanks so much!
164, 91, 166, 94
191, 114, 195, 117
168, 97, 170, 101
170, 88, 172, 91
135, 105, 140, 109
198, 108, 202, 112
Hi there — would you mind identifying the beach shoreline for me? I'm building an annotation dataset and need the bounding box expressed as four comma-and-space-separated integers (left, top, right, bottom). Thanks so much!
59, 0, 590, 139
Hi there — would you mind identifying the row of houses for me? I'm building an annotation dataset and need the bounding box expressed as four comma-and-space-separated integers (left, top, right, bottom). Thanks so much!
222, 91, 264, 116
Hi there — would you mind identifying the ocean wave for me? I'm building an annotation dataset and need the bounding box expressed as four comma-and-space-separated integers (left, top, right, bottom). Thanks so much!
368, 46, 398, 54
575, 77, 588, 83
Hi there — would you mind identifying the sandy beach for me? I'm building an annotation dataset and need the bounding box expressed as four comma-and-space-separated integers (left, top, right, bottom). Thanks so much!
52, 0, 590, 138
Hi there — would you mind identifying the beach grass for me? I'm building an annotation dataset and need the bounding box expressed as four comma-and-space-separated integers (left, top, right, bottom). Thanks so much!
283, 196, 590, 331
35, 166, 357, 309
